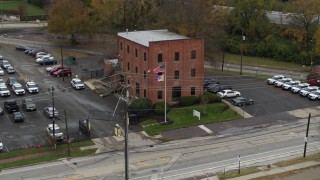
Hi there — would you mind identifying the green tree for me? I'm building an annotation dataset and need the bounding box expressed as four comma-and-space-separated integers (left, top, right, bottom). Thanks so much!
285, 0, 320, 51
48, 0, 92, 43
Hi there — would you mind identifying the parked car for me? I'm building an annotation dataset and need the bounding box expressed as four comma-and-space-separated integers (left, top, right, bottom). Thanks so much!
6, 77, 17, 87
0, 78, 4, 85
207, 84, 232, 93
46, 64, 60, 72
0, 106, 4, 115
0, 67, 4, 75
266, 75, 286, 85
6, 66, 15, 74
47, 124, 64, 141
273, 78, 292, 87
217, 89, 241, 98
12, 112, 24, 123
232, 97, 254, 106
299, 86, 318, 97
15, 45, 28, 51
52, 68, 72, 77
35, 52, 49, 58
39, 58, 58, 65
36, 56, 54, 63
0, 85, 10, 97
282, 80, 301, 91
49, 65, 63, 75
0, 55, 2, 60
71, 78, 85, 90
22, 98, 36, 111
12, 83, 25, 95
1, 60, 10, 69
0, 140, 3, 151
4, 100, 19, 113
307, 90, 320, 100
204, 78, 219, 90
291, 83, 310, 94
44, 107, 59, 118
31, 48, 45, 57
26, 81, 39, 93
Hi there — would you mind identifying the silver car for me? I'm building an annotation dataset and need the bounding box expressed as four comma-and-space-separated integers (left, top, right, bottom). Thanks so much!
44, 107, 59, 118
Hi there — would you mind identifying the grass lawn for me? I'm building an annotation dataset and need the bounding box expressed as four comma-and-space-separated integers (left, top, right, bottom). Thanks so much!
1, 0, 47, 16
212, 53, 306, 71
0, 140, 96, 169
142, 103, 241, 136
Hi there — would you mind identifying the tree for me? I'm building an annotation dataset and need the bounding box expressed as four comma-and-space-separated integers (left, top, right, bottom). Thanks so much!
285, 0, 320, 51
48, 0, 92, 43
229, 0, 272, 42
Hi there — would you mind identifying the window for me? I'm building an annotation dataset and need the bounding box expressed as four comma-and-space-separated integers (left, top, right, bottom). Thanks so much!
158, 53, 163, 63
158, 90, 163, 99
127, 62, 130, 70
135, 48, 138, 57
191, 87, 196, 95
127, 80, 130, 85
175, 52, 179, 61
144, 70, 146, 79
127, 45, 130, 53
136, 83, 140, 97
135, 67, 138, 74
191, 68, 196, 77
191, 50, 196, 59
144, 52, 147, 61
120, 42, 123, 50
144, 89, 146, 97
174, 70, 179, 79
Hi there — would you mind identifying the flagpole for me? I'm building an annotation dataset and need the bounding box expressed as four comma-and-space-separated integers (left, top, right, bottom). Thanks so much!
164, 61, 167, 123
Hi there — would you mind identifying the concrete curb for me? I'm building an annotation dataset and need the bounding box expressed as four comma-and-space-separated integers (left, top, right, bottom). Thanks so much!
222, 99, 253, 118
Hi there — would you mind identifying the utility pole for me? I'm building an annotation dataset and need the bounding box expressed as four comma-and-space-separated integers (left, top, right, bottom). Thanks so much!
240, 30, 244, 75
52, 86, 56, 149
124, 85, 129, 180
303, 113, 311, 157
65, 110, 70, 156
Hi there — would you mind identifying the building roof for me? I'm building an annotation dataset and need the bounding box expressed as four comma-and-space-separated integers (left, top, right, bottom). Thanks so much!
117, 29, 190, 47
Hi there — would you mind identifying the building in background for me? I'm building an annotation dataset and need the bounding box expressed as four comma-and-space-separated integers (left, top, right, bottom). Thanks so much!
117, 29, 204, 103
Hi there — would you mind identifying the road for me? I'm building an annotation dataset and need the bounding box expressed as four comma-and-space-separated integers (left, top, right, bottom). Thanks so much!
0, 117, 319, 180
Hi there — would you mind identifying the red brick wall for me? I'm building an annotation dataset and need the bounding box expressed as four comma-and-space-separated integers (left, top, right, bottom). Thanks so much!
118, 36, 204, 103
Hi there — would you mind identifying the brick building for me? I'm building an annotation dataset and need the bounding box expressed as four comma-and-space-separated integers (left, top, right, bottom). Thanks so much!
117, 29, 204, 103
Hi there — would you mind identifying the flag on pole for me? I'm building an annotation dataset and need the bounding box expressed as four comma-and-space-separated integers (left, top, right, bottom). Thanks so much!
153, 65, 165, 74
157, 74, 164, 82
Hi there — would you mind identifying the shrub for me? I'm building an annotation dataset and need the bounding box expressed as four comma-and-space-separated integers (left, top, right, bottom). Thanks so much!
129, 98, 152, 117
202, 92, 222, 103
153, 102, 171, 115
179, 96, 199, 106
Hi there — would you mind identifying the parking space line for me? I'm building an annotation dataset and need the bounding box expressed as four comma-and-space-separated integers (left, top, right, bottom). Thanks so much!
20, 111, 30, 123
37, 109, 48, 122
4, 112, 13, 125
198, 125, 213, 134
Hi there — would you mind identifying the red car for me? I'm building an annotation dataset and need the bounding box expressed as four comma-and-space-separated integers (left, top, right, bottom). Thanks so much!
49, 65, 62, 75
52, 68, 72, 77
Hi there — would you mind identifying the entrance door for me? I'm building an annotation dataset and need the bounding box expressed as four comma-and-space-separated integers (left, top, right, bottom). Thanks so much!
172, 86, 181, 101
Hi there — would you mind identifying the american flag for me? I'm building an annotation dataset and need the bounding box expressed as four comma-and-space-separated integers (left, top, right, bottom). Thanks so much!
153, 65, 165, 74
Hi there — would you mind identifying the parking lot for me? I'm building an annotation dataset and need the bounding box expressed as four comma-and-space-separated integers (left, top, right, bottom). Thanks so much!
0, 44, 124, 152
205, 72, 320, 117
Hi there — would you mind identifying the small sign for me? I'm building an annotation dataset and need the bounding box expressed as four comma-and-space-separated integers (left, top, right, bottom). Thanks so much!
193, 110, 200, 120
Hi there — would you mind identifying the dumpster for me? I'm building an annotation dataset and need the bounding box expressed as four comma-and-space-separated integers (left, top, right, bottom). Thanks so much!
66, 56, 76, 65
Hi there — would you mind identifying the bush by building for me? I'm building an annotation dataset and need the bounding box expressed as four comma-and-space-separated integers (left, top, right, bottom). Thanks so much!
179, 96, 199, 106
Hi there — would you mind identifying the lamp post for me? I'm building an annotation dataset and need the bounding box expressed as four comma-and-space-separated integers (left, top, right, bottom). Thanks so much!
240, 30, 245, 75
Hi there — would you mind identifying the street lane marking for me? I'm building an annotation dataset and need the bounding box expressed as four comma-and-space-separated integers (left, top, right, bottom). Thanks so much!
198, 125, 213, 134
4, 112, 12, 125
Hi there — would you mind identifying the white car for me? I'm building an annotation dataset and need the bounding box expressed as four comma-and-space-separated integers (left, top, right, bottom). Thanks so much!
0, 78, 5, 85
47, 124, 64, 141
307, 90, 320, 100
0, 55, 3, 60
26, 81, 39, 93
46, 64, 60, 72
0, 141, 3, 151
36, 56, 54, 63
71, 78, 85, 90
36, 52, 50, 58
299, 86, 318, 97
282, 80, 301, 90
291, 83, 310, 94
217, 89, 241, 98
0, 67, 4, 75
0, 85, 10, 97
12, 83, 25, 95
1, 60, 11, 69
266, 75, 286, 85
274, 78, 292, 87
